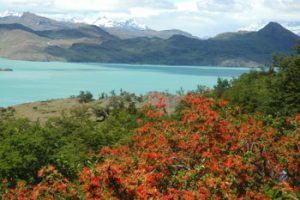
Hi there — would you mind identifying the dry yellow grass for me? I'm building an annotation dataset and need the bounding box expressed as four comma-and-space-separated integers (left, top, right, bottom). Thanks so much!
12, 98, 96, 123
11, 93, 180, 123
0, 29, 101, 61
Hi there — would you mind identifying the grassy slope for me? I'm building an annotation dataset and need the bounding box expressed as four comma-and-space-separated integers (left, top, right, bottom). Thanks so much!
9, 93, 180, 123
0, 28, 103, 61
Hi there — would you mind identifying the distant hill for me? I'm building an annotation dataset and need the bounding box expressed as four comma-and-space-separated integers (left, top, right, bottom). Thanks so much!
213, 31, 252, 40
36, 25, 116, 41
102, 27, 197, 39
0, 15, 117, 61
0, 12, 78, 31
0, 13, 299, 67
45, 22, 300, 67
0, 23, 64, 61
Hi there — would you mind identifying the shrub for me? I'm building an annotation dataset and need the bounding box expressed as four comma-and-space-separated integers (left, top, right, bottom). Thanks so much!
77, 91, 94, 103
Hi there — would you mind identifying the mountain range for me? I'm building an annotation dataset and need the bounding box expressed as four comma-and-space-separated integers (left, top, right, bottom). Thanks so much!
0, 12, 196, 40
0, 12, 299, 67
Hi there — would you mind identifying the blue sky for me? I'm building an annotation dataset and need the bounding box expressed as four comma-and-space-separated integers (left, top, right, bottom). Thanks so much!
0, 0, 300, 37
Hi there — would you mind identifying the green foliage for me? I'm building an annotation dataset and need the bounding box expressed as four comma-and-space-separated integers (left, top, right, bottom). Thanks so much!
214, 41, 300, 117
127, 102, 137, 114
0, 119, 45, 183
294, 40, 300, 54
0, 98, 140, 185
223, 70, 273, 114
77, 91, 94, 103
213, 78, 231, 98
269, 52, 300, 116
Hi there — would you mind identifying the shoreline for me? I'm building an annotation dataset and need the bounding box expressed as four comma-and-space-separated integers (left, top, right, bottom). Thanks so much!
0, 67, 13, 71
0, 57, 263, 69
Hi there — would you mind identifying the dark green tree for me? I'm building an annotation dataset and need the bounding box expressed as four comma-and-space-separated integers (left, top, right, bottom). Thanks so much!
269, 42, 300, 116
213, 78, 231, 98
78, 91, 94, 103
216, 40, 300, 116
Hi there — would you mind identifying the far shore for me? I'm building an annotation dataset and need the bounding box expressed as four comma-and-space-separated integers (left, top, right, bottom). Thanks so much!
0, 67, 13, 71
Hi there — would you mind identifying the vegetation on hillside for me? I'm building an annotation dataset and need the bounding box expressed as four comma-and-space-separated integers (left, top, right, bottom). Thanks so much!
45, 22, 299, 67
213, 41, 300, 117
0, 95, 141, 185
78, 91, 94, 103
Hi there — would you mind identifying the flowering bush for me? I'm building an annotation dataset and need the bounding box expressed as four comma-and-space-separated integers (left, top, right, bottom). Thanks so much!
1, 94, 299, 199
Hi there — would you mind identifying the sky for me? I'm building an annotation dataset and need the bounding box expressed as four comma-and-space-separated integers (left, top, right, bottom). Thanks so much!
0, 0, 300, 37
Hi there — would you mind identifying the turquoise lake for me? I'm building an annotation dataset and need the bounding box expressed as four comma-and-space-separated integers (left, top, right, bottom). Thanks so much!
0, 58, 251, 107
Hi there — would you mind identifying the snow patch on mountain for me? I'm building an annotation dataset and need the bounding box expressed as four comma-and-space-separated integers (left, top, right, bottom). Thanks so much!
0, 11, 22, 17
48, 15, 147, 30
92, 17, 146, 30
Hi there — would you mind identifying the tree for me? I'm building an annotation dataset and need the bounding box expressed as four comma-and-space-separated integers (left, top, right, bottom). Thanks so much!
216, 40, 300, 116
213, 78, 231, 98
78, 91, 94, 103
222, 71, 273, 114
269, 41, 300, 116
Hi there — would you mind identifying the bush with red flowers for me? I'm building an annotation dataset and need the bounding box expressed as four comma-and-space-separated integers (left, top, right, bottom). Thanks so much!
1, 94, 299, 199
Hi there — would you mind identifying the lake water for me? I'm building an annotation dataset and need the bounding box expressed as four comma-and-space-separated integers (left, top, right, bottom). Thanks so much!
0, 58, 251, 107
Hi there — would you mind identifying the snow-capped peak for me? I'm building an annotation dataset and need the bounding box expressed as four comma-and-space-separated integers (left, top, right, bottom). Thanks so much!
0, 11, 22, 18
92, 17, 147, 30
63, 15, 147, 30
93, 16, 117, 28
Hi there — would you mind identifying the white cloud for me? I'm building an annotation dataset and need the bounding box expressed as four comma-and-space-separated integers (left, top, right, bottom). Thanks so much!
0, 0, 45, 3
0, 0, 175, 12
0, 0, 52, 7
129, 7, 172, 18
52, 0, 175, 12
175, 0, 199, 12
52, 0, 121, 12
265, 0, 300, 11
197, 0, 239, 12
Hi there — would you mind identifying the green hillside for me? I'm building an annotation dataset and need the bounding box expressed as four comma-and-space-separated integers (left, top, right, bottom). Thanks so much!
45, 22, 300, 67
